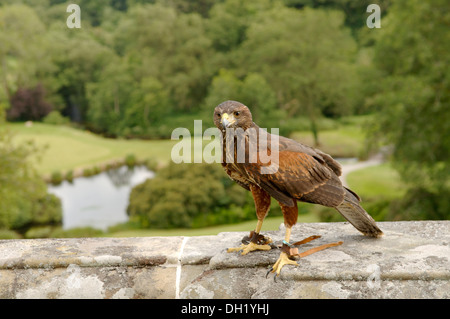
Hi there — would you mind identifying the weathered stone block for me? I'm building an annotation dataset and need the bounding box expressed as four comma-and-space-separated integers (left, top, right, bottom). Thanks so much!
0, 221, 448, 299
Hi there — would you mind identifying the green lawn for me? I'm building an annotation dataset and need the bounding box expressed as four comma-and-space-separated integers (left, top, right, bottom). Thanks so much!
105, 212, 321, 237
5, 117, 371, 177
346, 163, 405, 200
4, 122, 177, 175
290, 125, 367, 158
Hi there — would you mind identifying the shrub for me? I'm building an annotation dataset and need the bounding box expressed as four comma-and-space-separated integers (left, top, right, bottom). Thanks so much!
43, 110, 70, 125
83, 167, 94, 177
127, 162, 256, 229
50, 227, 104, 238
0, 229, 21, 239
125, 154, 137, 167
50, 171, 63, 185
7, 84, 52, 121
92, 165, 101, 175
25, 226, 54, 238
0, 129, 62, 232
388, 187, 450, 221
65, 170, 74, 182
32, 193, 63, 225
143, 158, 159, 172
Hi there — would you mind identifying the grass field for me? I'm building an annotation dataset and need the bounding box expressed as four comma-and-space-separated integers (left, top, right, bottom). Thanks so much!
346, 164, 405, 200
290, 122, 368, 158
5, 117, 369, 176
4, 122, 177, 175
104, 213, 321, 237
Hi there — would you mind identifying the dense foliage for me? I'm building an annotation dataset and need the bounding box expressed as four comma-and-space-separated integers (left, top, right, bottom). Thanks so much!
369, 0, 450, 220
0, 0, 448, 231
127, 162, 258, 228
0, 126, 62, 234
0, 0, 378, 140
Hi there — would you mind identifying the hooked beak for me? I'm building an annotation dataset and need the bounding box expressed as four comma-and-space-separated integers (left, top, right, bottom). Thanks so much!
221, 113, 236, 128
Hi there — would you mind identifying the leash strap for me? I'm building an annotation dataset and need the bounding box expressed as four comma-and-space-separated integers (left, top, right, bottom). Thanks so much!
281, 235, 343, 259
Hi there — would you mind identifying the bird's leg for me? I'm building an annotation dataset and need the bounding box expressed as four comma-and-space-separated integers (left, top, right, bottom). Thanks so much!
267, 228, 344, 280
228, 186, 273, 255
267, 226, 298, 277
266, 201, 299, 278
227, 219, 273, 255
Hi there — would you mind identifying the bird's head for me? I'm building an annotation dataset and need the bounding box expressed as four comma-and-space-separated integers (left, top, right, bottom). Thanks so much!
214, 100, 253, 131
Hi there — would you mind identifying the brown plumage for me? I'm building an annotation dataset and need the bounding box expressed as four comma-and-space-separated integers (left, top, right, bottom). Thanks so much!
214, 100, 383, 278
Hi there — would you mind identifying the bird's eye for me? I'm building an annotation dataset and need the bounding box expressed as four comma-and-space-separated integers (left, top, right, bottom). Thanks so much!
216, 113, 221, 118
234, 111, 241, 117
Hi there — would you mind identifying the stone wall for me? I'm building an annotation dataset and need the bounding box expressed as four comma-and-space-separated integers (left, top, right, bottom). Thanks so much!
0, 221, 449, 299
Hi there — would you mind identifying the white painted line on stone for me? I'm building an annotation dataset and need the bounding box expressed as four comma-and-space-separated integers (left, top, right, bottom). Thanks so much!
176, 236, 189, 299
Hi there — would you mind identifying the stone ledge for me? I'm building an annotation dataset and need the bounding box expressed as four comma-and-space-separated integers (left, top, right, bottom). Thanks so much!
0, 221, 449, 299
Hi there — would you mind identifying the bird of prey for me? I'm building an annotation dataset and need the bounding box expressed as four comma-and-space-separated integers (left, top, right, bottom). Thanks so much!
213, 100, 383, 279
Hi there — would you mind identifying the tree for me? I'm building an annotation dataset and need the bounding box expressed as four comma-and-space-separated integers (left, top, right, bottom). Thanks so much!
114, 3, 214, 112
86, 57, 135, 135
237, 5, 359, 145
120, 76, 171, 136
0, 102, 61, 234
0, 128, 62, 232
51, 30, 117, 122
204, 69, 281, 129
0, 4, 54, 104
7, 84, 53, 121
160, 0, 219, 17
86, 52, 172, 138
370, 0, 450, 219
283, 0, 391, 31
207, 0, 273, 53
76, 0, 110, 26
127, 162, 254, 228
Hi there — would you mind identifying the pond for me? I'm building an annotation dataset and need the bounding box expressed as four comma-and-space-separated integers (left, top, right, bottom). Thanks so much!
47, 165, 154, 231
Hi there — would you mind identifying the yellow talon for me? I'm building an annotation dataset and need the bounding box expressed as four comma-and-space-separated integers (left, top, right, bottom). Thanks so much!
268, 252, 298, 277
227, 241, 272, 255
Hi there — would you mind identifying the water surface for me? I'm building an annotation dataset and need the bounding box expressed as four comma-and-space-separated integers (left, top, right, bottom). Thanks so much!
48, 165, 154, 231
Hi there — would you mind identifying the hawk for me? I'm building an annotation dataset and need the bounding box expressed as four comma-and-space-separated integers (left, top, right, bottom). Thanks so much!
213, 100, 383, 279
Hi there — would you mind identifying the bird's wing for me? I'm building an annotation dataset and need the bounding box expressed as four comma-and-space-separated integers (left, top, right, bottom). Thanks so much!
277, 135, 342, 177
243, 148, 345, 207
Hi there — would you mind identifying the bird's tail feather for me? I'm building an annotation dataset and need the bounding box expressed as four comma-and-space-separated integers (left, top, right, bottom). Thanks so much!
336, 188, 383, 238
